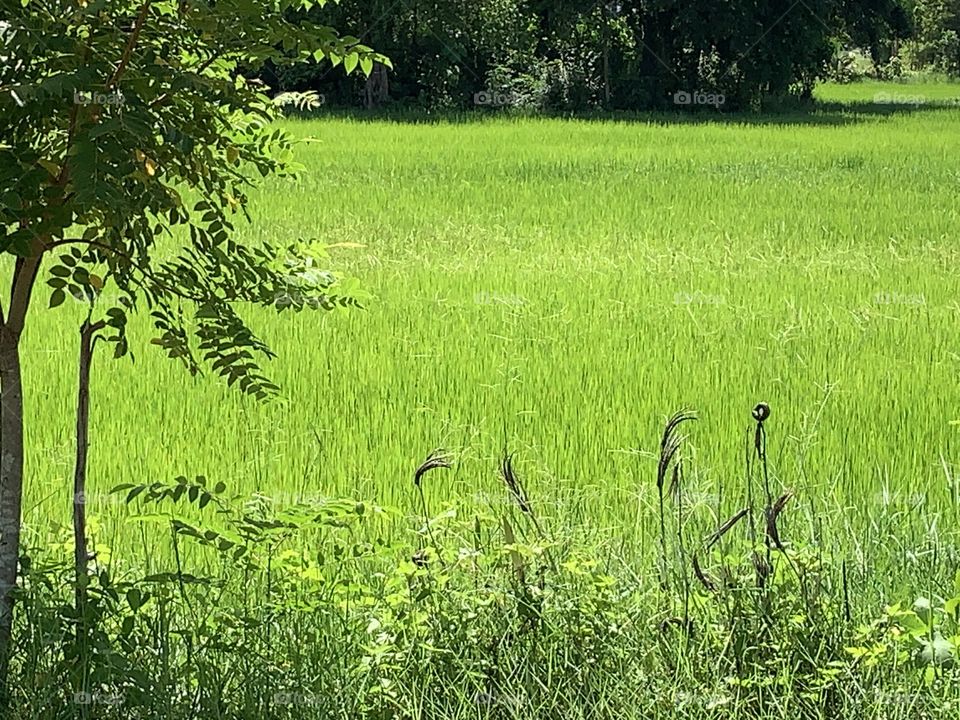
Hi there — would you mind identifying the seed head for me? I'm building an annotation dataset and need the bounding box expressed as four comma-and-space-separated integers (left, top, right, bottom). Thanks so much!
414, 449, 452, 487
752, 402, 770, 422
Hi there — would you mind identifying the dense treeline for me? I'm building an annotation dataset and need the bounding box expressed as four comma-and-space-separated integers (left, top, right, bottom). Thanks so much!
909, 0, 960, 73
258, 0, 958, 110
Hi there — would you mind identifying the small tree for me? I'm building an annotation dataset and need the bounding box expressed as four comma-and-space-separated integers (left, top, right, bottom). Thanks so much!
0, 0, 387, 688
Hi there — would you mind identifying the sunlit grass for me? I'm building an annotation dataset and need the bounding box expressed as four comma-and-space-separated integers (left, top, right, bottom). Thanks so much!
27, 82, 960, 605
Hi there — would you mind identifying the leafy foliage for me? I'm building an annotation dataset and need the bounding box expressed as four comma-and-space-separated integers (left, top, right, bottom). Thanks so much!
8, 414, 960, 718
0, 0, 384, 396
263, 0, 927, 110
272, 90, 325, 113
909, 0, 960, 74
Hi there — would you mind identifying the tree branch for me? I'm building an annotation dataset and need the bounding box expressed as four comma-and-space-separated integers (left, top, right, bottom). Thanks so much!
55, 45, 90, 189
45, 237, 207, 304
107, 0, 154, 91
6, 255, 43, 336
55, 104, 80, 188
149, 52, 224, 110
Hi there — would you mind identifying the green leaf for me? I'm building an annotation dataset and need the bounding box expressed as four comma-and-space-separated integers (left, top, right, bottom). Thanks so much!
946, 596, 960, 620
121, 615, 135, 635
344, 52, 358, 74
126, 485, 147, 504
49, 289, 66, 308
126, 588, 144, 612
37, 158, 60, 178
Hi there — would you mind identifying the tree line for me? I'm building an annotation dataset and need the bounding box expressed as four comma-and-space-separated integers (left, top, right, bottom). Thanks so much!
260, 0, 960, 111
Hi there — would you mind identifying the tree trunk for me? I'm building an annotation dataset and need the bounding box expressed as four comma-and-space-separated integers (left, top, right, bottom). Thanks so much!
364, 62, 390, 109
0, 327, 24, 688
72, 319, 103, 713
603, 46, 611, 107
74, 321, 103, 618
0, 251, 43, 693
601, 2, 611, 107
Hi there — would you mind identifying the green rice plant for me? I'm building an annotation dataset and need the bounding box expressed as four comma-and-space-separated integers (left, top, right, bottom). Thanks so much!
12, 81, 960, 718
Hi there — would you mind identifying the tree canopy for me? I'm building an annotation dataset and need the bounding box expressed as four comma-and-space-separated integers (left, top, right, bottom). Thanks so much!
264, 0, 924, 110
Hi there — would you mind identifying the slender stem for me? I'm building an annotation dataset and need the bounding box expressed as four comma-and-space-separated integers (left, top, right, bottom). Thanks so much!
417, 484, 444, 566
758, 422, 772, 574
107, 1, 154, 91
170, 521, 194, 667
675, 458, 691, 632
658, 482, 668, 591
842, 559, 851, 623
72, 317, 104, 709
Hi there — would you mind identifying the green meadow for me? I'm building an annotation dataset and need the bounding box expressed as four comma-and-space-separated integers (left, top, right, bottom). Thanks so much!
32, 83, 960, 560
18, 80, 960, 717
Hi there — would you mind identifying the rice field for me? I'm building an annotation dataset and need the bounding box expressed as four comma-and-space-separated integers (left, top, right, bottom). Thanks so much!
28, 80, 960, 601
14, 79, 960, 720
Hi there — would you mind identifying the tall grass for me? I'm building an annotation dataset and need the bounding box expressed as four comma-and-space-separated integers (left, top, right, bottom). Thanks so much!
16, 82, 960, 715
